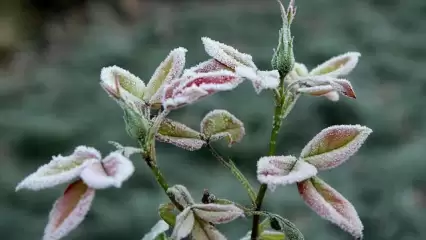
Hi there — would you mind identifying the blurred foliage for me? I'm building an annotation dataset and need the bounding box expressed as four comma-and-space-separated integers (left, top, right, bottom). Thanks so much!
1, 0, 426, 239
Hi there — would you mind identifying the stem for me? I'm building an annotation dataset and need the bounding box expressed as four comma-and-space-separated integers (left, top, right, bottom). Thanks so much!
207, 144, 257, 204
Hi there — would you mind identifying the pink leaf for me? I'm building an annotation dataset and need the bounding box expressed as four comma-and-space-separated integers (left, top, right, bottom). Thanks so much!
297, 177, 363, 239
80, 152, 135, 189
162, 70, 242, 110
257, 156, 317, 189
183, 59, 229, 76
16, 146, 100, 191
300, 125, 372, 170
329, 79, 356, 99
43, 180, 95, 240
191, 203, 244, 224
297, 85, 334, 96
201, 37, 257, 70
310, 52, 361, 77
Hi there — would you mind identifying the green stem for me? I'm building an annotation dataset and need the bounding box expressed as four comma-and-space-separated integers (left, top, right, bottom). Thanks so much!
207, 144, 257, 204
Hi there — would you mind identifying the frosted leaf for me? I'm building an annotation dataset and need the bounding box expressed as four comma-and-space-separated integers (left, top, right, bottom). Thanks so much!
191, 203, 244, 224
297, 177, 363, 238
166, 185, 195, 208
259, 230, 286, 240
329, 79, 356, 99
322, 91, 340, 102
294, 62, 309, 77
191, 221, 227, 240
297, 85, 334, 96
156, 118, 205, 151
171, 207, 195, 240
201, 37, 257, 69
16, 146, 100, 191
43, 180, 95, 240
310, 52, 361, 77
300, 125, 372, 170
145, 47, 187, 105
162, 70, 242, 110
200, 109, 245, 146
183, 59, 230, 77
159, 203, 177, 226
100, 65, 146, 103
297, 76, 356, 99
108, 141, 142, 158
235, 66, 280, 94
141, 220, 170, 240
257, 156, 317, 188
80, 152, 135, 189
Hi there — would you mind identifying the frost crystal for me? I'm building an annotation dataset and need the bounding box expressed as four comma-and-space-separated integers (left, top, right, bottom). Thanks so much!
145, 47, 187, 105
200, 109, 245, 146
43, 180, 95, 240
16, 146, 100, 191
297, 177, 363, 238
162, 70, 242, 110
191, 203, 244, 224
257, 155, 317, 188
300, 125, 372, 170
309, 52, 361, 77
171, 207, 195, 240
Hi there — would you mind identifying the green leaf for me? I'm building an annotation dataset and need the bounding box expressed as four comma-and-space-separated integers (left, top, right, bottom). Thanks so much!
158, 203, 177, 227
200, 109, 245, 146
260, 230, 286, 240
269, 214, 304, 240
157, 118, 205, 151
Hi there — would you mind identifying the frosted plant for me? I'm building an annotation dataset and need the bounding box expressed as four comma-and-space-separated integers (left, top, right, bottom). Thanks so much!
16, 0, 372, 239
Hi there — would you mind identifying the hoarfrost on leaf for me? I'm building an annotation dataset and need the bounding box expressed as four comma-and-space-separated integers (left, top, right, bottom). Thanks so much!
43, 180, 95, 240
191, 203, 244, 224
300, 125, 372, 170
166, 185, 195, 208
191, 221, 227, 240
141, 220, 170, 240
235, 66, 280, 94
309, 52, 361, 77
156, 118, 205, 151
297, 177, 363, 239
16, 146, 100, 191
171, 207, 195, 240
257, 156, 317, 188
182, 59, 229, 77
200, 109, 245, 146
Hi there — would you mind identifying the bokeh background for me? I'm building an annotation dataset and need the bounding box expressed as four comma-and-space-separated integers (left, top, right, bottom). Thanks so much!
1, 0, 425, 239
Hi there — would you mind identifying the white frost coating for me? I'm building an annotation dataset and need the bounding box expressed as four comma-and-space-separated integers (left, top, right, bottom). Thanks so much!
297, 177, 363, 239
162, 70, 242, 110
297, 85, 334, 95
191, 221, 227, 240
191, 203, 244, 224
300, 125, 372, 170
201, 37, 256, 69
141, 220, 169, 240
200, 109, 245, 146
257, 156, 317, 188
145, 47, 187, 104
80, 152, 135, 189
16, 146, 101, 191
171, 207, 195, 240
100, 65, 146, 101
108, 141, 142, 158
43, 181, 95, 240
166, 185, 195, 207
235, 66, 280, 94
309, 52, 361, 77
322, 91, 340, 102
156, 135, 206, 151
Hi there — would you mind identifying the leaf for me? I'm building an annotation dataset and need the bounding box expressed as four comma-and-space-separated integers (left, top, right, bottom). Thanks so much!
309, 52, 361, 77
108, 141, 142, 158
166, 185, 195, 208
200, 109, 245, 146
260, 230, 286, 240
297, 85, 334, 96
162, 70, 242, 110
329, 79, 356, 99
300, 125, 372, 170
16, 146, 100, 191
322, 91, 339, 102
145, 47, 187, 106
297, 177, 363, 239
235, 66, 280, 94
159, 203, 177, 226
100, 65, 146, 101
43, 180, 95, 240
156, 118, 205, 151
269, 215, 304, 240
171, 207, 195, 240
80, 152, 135, 189
142, 220, 170, 240
201, 37, 257, 70
183, 59, 230, 77
293, 62, 308, 77
257, 155, 317, 189
190, 221, 227, 240
191, 203, 244, 224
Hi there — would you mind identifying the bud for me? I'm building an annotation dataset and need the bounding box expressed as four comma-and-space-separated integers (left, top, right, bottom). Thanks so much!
123, 105, 151, 141
271, 0, 295, 76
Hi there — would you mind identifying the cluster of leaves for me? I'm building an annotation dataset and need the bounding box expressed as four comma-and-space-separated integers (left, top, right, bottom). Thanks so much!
14, 1, 375, 240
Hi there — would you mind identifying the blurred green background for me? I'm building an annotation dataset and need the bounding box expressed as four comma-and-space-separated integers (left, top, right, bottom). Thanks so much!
1, 0, 425, 239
